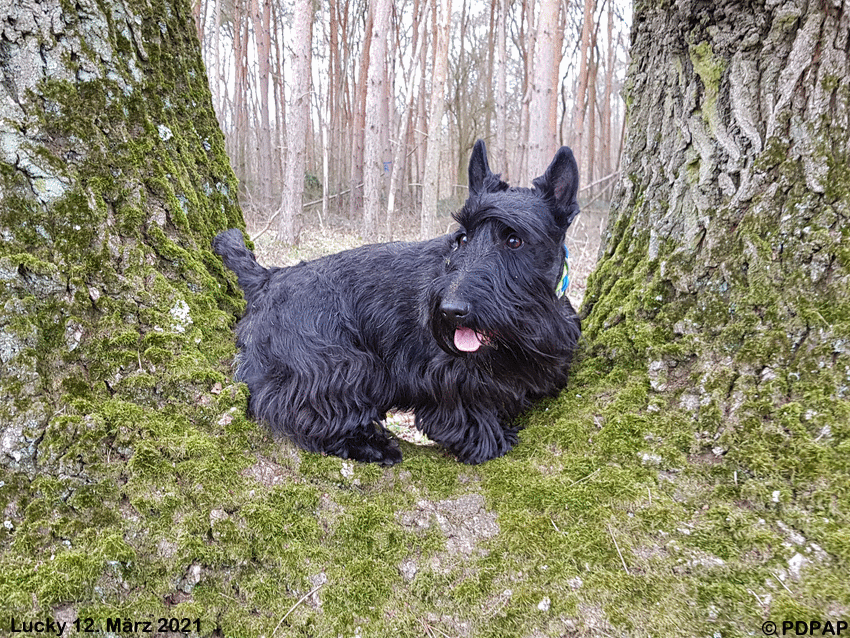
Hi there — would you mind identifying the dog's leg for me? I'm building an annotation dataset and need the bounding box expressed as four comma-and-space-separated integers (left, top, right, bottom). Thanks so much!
320, 416, 403, 466
415, 404, 517, 464
286, 407, 402, 466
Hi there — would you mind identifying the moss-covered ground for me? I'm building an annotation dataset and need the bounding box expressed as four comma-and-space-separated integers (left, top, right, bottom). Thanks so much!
2, 320, 846, 636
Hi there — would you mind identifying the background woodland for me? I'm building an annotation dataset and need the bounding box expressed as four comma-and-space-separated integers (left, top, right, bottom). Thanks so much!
190, 0, 629, 243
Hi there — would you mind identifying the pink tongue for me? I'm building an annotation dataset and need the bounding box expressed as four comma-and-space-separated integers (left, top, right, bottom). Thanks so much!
454, 327, 483, 352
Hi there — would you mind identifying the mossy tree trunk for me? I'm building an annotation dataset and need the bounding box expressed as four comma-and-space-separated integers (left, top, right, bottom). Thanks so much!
0, 0, 247, 616
583, 0, 849, 564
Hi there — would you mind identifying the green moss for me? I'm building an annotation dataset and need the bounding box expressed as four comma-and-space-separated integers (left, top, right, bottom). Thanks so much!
689, 40, 726, 131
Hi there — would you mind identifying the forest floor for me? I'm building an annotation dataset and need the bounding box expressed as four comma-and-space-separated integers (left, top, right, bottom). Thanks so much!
197, 200, 845, 636
8, 197, 841, 637
0, 192, 850, 638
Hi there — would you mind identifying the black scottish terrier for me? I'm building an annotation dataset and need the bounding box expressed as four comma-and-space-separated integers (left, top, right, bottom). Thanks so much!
213, 140, 581, 465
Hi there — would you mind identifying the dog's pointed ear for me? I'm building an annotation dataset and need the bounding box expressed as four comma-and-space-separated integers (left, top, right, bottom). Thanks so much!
468, 139, 492, 196
533, 146, 580, 229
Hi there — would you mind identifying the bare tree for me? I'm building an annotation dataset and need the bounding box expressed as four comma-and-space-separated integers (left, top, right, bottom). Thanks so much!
278, 0, 313, 244
192, 0, 629, 242
420, 0, 452, 238
526, 0, 562, 173
600, 0, 615, 181
572, 0, 595, 174
387, 0, 430, 237
363, 0, 393, 241
516, 0, 534, 184
350, 5, 373, 220
251, 0, 273, 207
494, 0, 508, 175
272, 0, 287, 192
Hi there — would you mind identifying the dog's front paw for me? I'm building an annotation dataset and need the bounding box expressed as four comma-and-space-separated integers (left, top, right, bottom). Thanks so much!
376, 440, 403, 466
451, 430, 517, 465
337, 426, 403, 466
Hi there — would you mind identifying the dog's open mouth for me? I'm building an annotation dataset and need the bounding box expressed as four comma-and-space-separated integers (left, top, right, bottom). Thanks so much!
453, 326, 491, 352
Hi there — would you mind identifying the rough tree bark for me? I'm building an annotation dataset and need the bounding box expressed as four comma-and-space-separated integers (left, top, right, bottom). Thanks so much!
0, 0, 247, 617
583, 0, 849, 571
1, 0, 243, 464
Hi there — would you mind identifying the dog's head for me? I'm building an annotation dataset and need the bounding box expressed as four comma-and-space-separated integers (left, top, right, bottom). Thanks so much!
430, 140, 580, 358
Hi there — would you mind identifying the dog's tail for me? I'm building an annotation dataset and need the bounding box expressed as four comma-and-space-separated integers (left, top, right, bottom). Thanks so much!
212, 229, 268, 302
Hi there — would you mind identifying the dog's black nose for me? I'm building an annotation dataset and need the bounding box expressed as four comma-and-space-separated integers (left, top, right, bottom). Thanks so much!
440, 299, 470, 323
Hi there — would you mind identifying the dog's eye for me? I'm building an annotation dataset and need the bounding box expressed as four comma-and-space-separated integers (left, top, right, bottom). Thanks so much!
506, 234, 523, 249
457, 234, 468, 248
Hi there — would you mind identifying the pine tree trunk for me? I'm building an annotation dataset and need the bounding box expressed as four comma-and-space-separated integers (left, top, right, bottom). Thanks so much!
583, 0, 850, 537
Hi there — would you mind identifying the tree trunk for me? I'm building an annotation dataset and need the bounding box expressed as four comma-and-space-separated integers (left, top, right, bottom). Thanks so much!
251, 0, 273, 209
0, 0, 243, 607
600, 0, 614, 180
572, 0, 595, 175
362, 0, 392, 241
350, 5, 373, 222
319, 0, 332, 228
420, 0, 452, 239
278, 0, 313, 243
526, 0, 561, 173
494, 0, 508, 176
272, 0, 287, 198
232, 0, 248, 194
387, 0, 428, 238
585, 36, 597, 189
516, 0, 534, 184
414, 14, 430, 204
485, 0, 496, 145
212, 0, 222, 115
583, 0, 850, 573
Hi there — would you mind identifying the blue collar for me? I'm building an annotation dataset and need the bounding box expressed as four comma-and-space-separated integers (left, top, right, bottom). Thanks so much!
556, 244, 569, 298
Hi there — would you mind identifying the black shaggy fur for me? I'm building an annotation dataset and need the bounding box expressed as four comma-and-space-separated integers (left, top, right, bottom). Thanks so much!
213, 140, 581, 465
